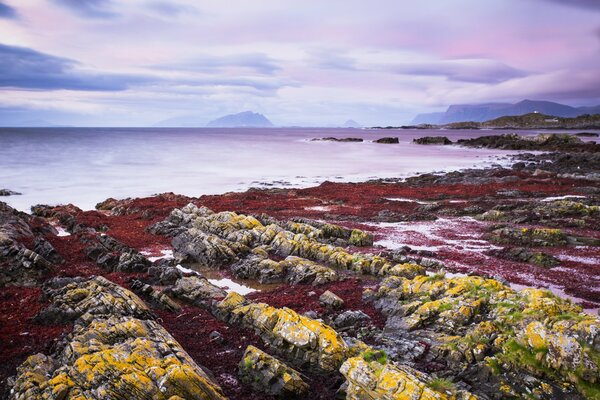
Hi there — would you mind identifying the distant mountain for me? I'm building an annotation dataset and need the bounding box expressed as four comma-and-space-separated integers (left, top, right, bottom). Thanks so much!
343, 119, 361, 128
206, 111, 273, 128
411, 100, 600, 125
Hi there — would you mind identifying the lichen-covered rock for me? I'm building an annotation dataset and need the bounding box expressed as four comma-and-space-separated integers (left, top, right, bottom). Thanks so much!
216, 292, 348, 371
340, 356, 478, 399
10, 316, 226, 400
153, 205, 397, 277
489, 227, 569, 247
231, 254, 337, 285
385, 263, 426, 279
349, 229, 374, 247
488, 247, 560, 267
35, 276, 153, 324
281, 256, 338, 285
172, 228, 245, 265
320, 290, 344, 309
239, 345, 309, 397
370, 273, 600, 399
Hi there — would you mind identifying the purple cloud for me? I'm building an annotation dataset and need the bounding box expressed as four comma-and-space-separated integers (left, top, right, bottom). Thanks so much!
51, 0, 117, 18
389, 59, 528, 84
541, 0, 600, 10
0, 1, 17, 18
152, 53, 281, 75
0, 43, 146, 90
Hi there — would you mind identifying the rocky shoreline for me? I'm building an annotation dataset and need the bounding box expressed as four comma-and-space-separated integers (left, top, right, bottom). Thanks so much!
2, 134, 600, 399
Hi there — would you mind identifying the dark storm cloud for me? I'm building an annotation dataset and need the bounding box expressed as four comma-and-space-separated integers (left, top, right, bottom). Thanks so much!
0, 43, 147, 90
0, 1, 17, 18
50, 0, 117, 18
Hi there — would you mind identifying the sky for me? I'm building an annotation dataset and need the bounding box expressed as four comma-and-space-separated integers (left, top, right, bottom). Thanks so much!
0, 0, 599, 126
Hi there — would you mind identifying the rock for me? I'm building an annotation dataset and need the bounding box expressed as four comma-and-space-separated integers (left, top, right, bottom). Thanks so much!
458, 132, 597, 152
385, 263, 426, 279
153, 205, 399, 278
333, 310, 371, 330
215, 292, 348, 371
311, 137, 364, 142
488, 247, 560, 267
489, 227, 568, 247
0, 202, 53, 285
168, 276, 227, 306
239, 345, 309, 397
374, 137, 399, 144
369, 273, 600, 398
282, 256, 338, 285
575, 132, 599, 137
348, 229, 374, 247
130, 279, 181, 311
413, 136, 452, 145
10, 316, 226, 400
0, 189, 21, 196
34, 276, 153, 324
340, 355, 478, 399
209, 330, 224, 344
320, 290, 344, 309
231, 255, 337, 285
172, 228, 242, 266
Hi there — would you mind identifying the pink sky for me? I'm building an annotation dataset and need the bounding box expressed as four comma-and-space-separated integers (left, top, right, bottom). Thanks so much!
0, 0, 599, 126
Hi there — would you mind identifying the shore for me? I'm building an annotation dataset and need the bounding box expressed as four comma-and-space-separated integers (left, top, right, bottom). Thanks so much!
2, 134, 600, 399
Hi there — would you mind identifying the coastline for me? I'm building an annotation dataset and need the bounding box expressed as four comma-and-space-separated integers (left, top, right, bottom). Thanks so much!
2, 133, 600, 399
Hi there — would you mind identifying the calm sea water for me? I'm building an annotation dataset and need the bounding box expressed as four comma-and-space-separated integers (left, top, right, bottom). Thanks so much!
0, 127, 532, 212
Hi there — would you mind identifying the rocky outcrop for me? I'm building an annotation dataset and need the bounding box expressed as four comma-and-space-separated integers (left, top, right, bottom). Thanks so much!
374, 137, 399, 144
167, 275, 227, 306
457, 133, 600, 152
487, 247, 560, 267
34, 276, 153, 324
11, 316, 226, 400
311, 137, 364, 142
151, 204, 399, 279
0, 202, 55, 285
320, 290, 344, 309
340, 355, 477, 400
10, 275, 226, 400
231, 254, 338, 285
368, 274, 600, 399
239, 345, 309, 397
489, 227, 600, 247
413, 136, 452, 145
0, 189, 21, 196
215, 292, 348, 371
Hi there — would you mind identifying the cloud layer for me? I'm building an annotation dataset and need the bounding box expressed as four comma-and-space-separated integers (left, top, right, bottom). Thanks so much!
0, 0, 598, 126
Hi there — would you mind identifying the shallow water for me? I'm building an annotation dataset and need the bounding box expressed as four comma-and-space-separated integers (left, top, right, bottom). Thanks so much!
0, 127, 539, 211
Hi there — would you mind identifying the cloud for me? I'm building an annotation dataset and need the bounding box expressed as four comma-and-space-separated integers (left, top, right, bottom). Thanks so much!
0, 1, 17, 19
389, 59, 528, 84
0, 43, 147, 90
541, 0, 600, 11
146, 1, 198, 16
51, 0, 117, 18
152, 53, 281, 75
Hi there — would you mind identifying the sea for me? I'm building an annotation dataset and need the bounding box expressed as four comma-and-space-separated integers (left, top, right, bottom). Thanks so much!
0, 127, 552, 212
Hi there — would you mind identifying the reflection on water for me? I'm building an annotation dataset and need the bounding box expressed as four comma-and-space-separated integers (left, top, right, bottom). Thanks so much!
185, 263, 283, 294
0, 127, 520, 211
